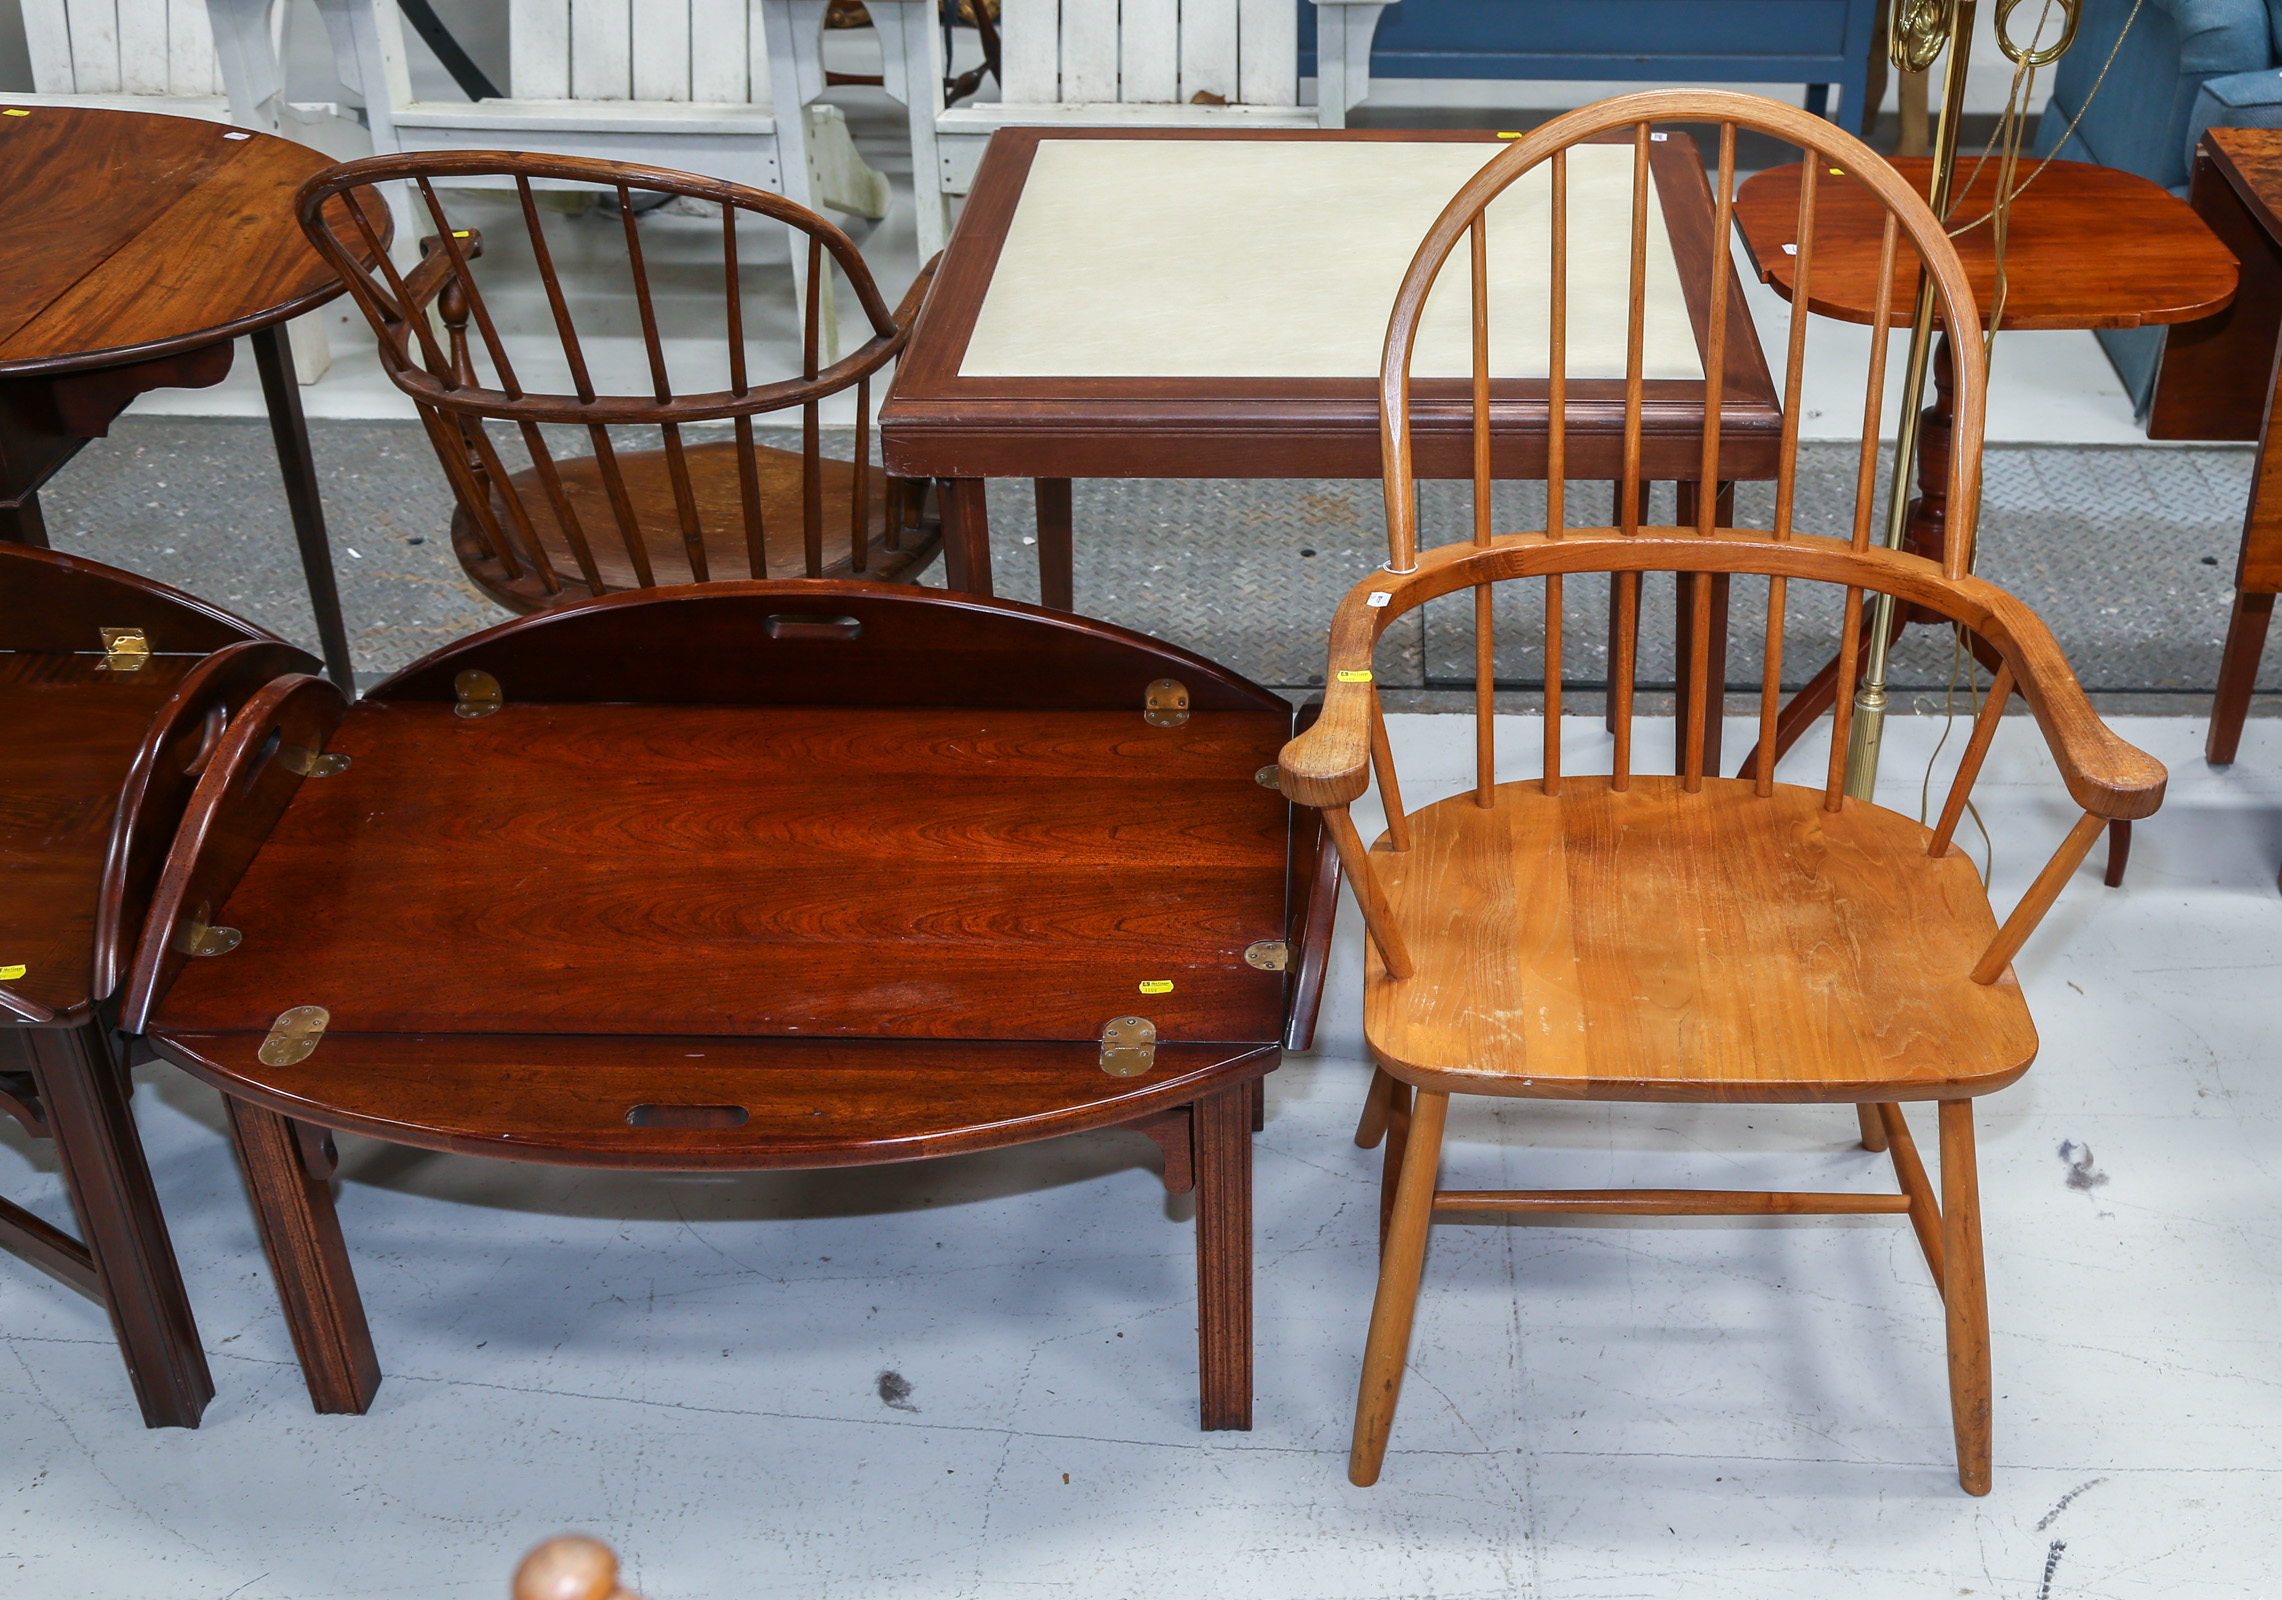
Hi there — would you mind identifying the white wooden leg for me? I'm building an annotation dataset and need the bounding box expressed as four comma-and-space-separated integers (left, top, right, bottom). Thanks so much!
287, 313, 333, 386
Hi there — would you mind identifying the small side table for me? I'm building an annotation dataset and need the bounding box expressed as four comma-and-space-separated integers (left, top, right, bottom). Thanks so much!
0, 104, 390, 693
1733, 156, 2236, 881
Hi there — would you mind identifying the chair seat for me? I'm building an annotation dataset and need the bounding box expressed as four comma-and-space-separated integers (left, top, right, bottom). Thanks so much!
1362, 775, 2038, 1102
452, 439, 939, 611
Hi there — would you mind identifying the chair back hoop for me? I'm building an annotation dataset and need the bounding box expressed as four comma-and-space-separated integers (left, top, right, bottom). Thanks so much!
1375, 87, 1987, 583
293, 148, 932, 601
293, 149, 902, 423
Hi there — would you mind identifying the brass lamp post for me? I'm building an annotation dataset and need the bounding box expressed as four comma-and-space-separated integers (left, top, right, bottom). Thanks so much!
1842, 0, 2078, 798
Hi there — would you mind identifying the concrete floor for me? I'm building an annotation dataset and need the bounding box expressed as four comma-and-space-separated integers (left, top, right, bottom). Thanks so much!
5, 710, 2279, 1600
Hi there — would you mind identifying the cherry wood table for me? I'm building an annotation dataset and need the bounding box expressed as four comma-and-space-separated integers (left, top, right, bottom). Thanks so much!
127, 581, 1337, 1430
0, 542, 317, 1427
1733, 155, 2235, 878
881, 128, 1780, 613
0, 104, 391, 693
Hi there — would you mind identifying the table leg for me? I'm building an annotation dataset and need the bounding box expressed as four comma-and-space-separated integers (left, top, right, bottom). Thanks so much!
223, 1095, 380, 1415
250, 326, 355, 695
1, 489, 49, 547
28, 1020, 212, 1428
938, 477, 994, 597
1034, 477, 1074, 611
1192, 1080, 1253, 1431
2209, 591, 2275, 765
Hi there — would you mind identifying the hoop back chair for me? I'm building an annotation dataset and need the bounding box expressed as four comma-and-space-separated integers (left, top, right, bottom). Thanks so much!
1273, 89, 2168, 1495
296, 150, 940, 614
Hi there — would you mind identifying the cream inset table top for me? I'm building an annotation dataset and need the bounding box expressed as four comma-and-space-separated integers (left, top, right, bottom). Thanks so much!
959, 140, 1704, 382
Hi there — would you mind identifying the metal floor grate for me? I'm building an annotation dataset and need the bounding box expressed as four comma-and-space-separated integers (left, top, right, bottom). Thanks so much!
37, 420, 2261, 703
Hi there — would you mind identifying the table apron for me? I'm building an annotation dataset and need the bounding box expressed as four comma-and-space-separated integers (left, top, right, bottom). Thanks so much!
883, 427, 1782, 482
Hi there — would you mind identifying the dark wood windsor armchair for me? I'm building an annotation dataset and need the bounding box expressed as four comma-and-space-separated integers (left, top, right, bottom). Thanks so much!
1273, 90, 2167, 1496
295, 151, 941, 612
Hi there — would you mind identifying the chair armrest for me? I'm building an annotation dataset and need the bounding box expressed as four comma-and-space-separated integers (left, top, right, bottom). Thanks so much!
1974, 588, 2169, 820
404, 228, 486, 313
1276, 603, 1379, 806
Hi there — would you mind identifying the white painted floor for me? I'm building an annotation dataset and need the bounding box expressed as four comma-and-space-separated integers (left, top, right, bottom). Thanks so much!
6, 710, 2279, 1599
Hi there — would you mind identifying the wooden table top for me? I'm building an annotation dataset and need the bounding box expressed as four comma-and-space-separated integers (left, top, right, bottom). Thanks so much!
1734, 156, 2238, 332
153, 701, 1295, 1042
2203, 127, 2282, 239
881, 127, 1781, 483
0, 104, 386, 378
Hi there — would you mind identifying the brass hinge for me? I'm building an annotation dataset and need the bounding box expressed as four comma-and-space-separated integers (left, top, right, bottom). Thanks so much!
97, 628, 150, 672
172, 909, 241, 958
454, 669, 501, 719
1143, 678, 1190, 727
1254, 764, 1281, 790
281, 745, 351, 777
1099, 1015, 1157, 1077
1244, 940, 1290, 971
258, 1006, 329, 1066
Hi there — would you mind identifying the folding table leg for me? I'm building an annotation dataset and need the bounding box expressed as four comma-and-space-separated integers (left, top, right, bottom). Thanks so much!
28, 1019, 211, 1428
223, 1096, 379, 1415
0, 488, 49, 546
938, 478, 995, 597
1033, 477, 1074, 610
250, 325, 355, 694
1191, 1081, 1253, 1431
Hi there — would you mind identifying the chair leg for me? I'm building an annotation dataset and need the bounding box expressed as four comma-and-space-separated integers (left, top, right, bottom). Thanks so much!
223, 1096, 380, 1415
28, 1021, 212, 1428
1854, 1102, 1889, 1152
1350, 1087, 1447, 1487
1378, 1078, 1413, 1255
2103, 819, 2131, 887
1354, 1065, 1395, 1149
1938, 1099, 1992, 1496
1192, 1082, 1254, 1431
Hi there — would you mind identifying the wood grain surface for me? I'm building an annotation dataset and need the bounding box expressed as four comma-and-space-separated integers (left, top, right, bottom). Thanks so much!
0, 545, 288, 1019
1355, 775, 2040, 1101
1735, 157, 2238, 330
0, 106, 387, 376
147, 702, 1293, 1041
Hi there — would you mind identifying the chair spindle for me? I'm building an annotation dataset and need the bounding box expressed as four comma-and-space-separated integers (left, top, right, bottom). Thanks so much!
1369, 692, 1411, 851
1929, 661, 2016, 856
1471, 214, 1495, 803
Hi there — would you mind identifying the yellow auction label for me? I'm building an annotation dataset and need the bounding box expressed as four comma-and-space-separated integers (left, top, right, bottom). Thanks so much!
0, 965, 24, 980
1336, 669, 1373, 683
1, 109, 28, 117
1138, 979, 1174, 995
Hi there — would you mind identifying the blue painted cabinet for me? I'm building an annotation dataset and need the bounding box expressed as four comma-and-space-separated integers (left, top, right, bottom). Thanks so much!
1302, 0, 1883, 134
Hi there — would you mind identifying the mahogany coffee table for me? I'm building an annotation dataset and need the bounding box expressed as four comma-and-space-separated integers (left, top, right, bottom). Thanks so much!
881, 127, 1780, 610
127, 581, 1336, 1431
1732, 155, 2235, 877
0, 103, 391, 692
